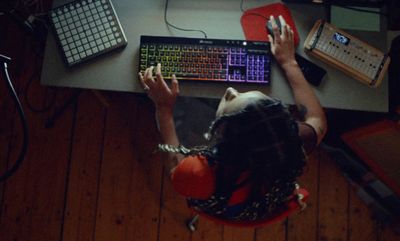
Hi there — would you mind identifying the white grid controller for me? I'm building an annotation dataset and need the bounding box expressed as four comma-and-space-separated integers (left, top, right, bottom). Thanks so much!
50, 0, 127, 67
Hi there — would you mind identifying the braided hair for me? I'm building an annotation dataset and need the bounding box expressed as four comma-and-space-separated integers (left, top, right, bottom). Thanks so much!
159, 98, 307, 221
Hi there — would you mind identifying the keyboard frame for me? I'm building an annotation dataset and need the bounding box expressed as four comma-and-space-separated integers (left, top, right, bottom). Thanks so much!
139, 35, 272, 85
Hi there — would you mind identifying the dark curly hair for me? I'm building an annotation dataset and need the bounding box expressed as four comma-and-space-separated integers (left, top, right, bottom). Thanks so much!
159, 97, 307, 221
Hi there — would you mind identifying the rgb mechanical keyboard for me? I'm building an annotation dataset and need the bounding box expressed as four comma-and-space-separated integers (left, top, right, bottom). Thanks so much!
139, 36, 271, 84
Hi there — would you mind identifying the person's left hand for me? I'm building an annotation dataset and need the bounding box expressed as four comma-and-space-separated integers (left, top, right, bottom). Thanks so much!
138, 63, 179, 113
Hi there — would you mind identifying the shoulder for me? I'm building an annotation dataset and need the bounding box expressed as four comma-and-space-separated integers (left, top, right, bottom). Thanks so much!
170, 155, 216, 199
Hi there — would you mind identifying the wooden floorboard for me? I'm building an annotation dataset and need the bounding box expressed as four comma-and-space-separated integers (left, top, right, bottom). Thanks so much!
348, 188, 379, 241
62, 90, 107, 241
255, 219, 286, 241
1, 5, 400, 241
0, 17, 17, 216
158, 154, 192, 241
379, 225, 400, 241
1, 12, 73, 240
223, 226, 255, 241
318, 150, 350, 241
0, 59, 75, 241
92, 93, 165, 241
287, 151, 320, 241
191, 217, 224, 241
124, 95, 164, 241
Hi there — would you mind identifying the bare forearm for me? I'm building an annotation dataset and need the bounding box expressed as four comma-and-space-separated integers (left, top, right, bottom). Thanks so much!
282, 61, 327, 144
156, 109, 179, 146
156, 108, 183, 165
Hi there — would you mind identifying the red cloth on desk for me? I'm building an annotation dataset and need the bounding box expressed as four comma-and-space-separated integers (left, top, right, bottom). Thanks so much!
240, 2, 300, 47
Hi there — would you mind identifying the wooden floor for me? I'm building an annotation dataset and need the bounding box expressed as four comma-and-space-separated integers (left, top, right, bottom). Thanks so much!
1, 6, 399, 241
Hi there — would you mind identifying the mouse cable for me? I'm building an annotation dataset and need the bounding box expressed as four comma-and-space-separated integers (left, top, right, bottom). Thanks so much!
240, 0, 245, 12
239, 1, 269, 20
164, 0, 207, 39
0, 54, 29, 183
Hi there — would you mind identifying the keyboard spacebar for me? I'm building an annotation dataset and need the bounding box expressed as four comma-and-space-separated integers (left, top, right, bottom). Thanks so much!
171, 73, 200, 79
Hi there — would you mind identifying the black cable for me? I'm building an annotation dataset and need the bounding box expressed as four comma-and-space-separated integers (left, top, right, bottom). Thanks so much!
240, 0, 245, 12
164, 0, 207, 39
0, 54, 29, 182
240, 11, 270, 34
24, 60, 57, 113
239, 0, 269, 21
21, 30, 57, 113
45, 90, 81, 129
2, 0, 50, 47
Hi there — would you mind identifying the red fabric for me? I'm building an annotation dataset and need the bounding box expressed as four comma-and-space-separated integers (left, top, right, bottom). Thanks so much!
171, 155, 215, 199
171, 155, 309, 227
227, 171, 251, 206
171, 155, 250, 204
192, 189, 309, 228
240, 3, 300, 47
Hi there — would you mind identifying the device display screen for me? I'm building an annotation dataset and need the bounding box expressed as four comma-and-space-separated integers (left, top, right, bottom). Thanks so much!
333, 32, 350, 45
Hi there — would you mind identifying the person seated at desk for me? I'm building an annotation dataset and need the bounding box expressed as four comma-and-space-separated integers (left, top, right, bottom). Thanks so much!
138, 15, 327, 226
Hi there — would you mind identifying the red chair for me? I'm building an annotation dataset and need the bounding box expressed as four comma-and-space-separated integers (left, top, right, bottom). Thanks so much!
186, 188, 309, 231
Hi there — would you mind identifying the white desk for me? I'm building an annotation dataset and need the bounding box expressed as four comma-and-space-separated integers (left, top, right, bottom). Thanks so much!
41, 0, 390, 112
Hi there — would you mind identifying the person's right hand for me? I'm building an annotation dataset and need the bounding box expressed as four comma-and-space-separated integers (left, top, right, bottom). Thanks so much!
267, 15, 297, 69
138, 63, 179, 113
